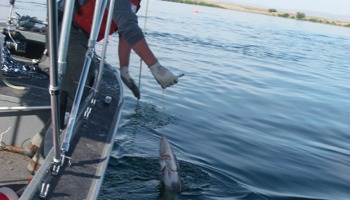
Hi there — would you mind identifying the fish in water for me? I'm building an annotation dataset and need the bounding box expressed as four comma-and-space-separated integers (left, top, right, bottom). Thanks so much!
159, 136, 182, 193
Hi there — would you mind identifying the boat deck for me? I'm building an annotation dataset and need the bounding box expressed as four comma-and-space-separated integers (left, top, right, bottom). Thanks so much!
2, 16, 124, 199
0, 151, 31, 192
1, 21, 49, 194
20, 63, 123, 200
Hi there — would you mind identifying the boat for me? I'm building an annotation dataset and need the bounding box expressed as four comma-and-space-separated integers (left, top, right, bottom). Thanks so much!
0, 0, 123, 199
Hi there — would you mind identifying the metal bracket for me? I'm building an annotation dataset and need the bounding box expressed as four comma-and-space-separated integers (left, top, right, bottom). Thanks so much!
66, 156, 72, 167
49, 86, 59, 96
39, 181, 50, 198
90, 98, 97, 106
51, 163, 61, 176
84, 107, 92, 119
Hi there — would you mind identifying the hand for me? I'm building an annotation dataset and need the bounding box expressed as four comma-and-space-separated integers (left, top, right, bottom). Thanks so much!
149, 61, 179, 89
120, 66, 141, 99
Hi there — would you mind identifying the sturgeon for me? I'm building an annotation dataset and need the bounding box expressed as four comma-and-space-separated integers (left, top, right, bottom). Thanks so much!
159, 136, 182, 193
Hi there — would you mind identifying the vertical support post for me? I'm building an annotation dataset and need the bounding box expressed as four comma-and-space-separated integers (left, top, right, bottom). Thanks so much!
8, 0, 16, 25
62, 0, 107, 152
58, 0, 75, 80
93, 0, 116, 92
47, 0, 61, 166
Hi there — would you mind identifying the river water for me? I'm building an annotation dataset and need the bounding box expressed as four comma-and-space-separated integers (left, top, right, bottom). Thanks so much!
1, 0, 349, 200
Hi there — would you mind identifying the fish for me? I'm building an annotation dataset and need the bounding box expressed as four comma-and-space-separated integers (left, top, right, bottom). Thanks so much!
159, 136, 182, 193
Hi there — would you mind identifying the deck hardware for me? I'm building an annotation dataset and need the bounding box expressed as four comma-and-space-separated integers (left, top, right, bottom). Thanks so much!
90, 98, 97, 106
32, 58, 40, 64
65, 156, 72, 167
51, 162, 61, 176
84, 107, 92, 119
61, 153, 72, 167
104, 96, 112, 104
39, 182, 50, 198
49, 86, 59, 96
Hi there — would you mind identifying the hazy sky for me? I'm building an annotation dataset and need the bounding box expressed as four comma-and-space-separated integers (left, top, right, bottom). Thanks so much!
225, 0, 350, 20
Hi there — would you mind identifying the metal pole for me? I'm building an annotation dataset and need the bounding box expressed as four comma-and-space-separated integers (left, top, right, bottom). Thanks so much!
47, 0, 61, 165
8, 0, 16, 25
62, 0, 107, 152
58, 0, 75, 79
93, 0, 116, 92
0, 106, 51, 111
89, 0, 107, 48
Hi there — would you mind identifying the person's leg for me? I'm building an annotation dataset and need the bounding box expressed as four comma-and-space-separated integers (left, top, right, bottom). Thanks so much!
60, 24, 93, 112
26, 119, 51, 174
26, 23, 95, 174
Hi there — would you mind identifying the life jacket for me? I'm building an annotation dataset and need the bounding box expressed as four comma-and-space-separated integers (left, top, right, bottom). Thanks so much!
73, 0, 141, 41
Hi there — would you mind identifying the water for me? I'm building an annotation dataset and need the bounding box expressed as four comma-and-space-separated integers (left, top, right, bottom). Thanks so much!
1, 1, 349, 199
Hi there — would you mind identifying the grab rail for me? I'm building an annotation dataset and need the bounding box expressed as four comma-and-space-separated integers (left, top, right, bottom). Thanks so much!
61, 0, 111, 153
0, 106, 51, 111
47, 0, 61, 169
93, 0, 116, 92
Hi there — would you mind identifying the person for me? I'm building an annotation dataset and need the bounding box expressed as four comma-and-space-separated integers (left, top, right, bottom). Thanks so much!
67, 0, 179, 99
26, 0, 180, 174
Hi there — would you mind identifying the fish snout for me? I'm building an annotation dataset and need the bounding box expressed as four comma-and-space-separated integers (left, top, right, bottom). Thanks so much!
161, 167, 182, 193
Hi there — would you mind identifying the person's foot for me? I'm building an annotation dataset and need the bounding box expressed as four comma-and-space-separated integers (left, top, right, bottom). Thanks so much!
24, 142, 39, 158
120, 66, 141, 99
149, 61, 178, 89
27, 156, 42, 175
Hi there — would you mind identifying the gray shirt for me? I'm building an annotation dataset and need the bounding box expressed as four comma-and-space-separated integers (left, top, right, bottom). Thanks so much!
58, 0, 144, 45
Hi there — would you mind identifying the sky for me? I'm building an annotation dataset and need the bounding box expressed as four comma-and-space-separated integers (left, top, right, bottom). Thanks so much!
224, 0, 350, 21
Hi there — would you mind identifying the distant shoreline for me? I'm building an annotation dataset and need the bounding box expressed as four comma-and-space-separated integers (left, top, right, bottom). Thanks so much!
162, 0, 350, 28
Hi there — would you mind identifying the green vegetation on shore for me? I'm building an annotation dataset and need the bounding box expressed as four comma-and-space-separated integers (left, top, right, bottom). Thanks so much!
269, 9, 350, 27
162, 0, 350, 28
